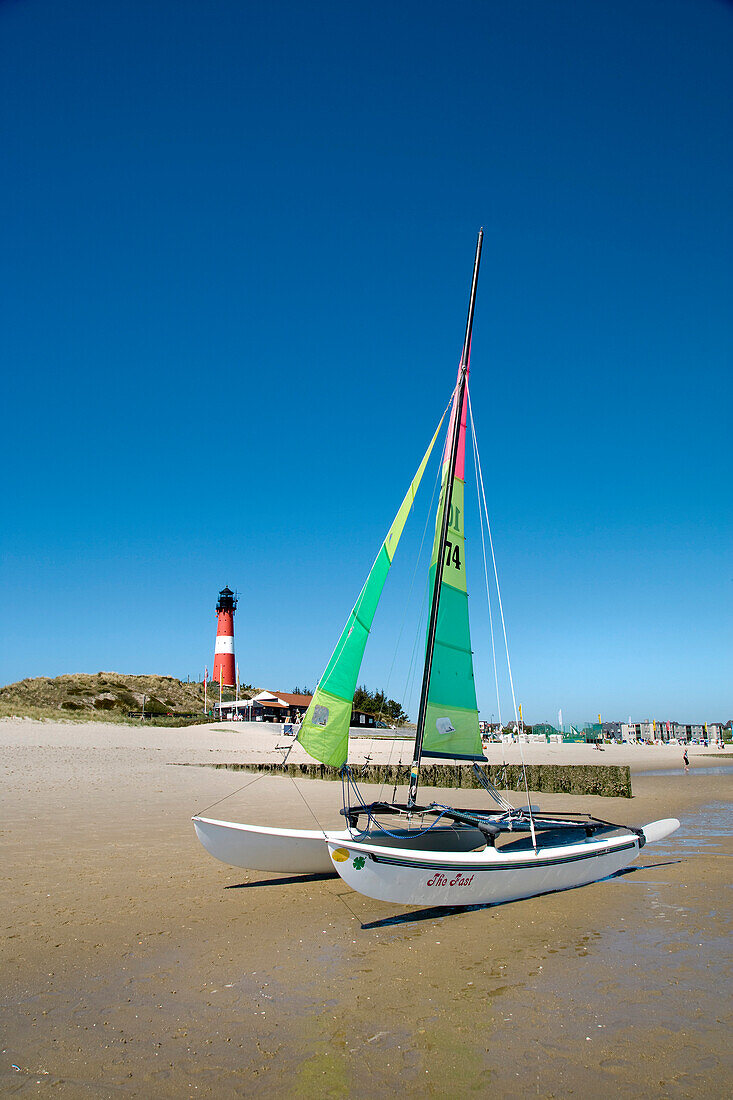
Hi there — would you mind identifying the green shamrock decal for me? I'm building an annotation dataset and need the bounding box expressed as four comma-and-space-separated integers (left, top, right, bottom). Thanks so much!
353, 856, 366, 870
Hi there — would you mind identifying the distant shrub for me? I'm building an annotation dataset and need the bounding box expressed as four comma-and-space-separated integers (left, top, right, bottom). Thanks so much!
142, 696, 168, 714
113, 691, 138, 709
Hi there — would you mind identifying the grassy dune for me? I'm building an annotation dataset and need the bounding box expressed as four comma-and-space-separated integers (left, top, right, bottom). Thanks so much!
0, 672, 215, 725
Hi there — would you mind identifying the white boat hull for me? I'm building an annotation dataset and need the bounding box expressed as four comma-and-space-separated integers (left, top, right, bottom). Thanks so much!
193, 816, 348, 875
326, 818, 680, 906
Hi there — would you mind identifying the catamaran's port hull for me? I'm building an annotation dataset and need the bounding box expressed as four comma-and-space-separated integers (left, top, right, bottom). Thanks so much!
326, 818, 680, 906
192, 816, 346, 875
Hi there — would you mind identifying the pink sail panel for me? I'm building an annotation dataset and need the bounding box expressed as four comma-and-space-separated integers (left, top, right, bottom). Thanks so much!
442, 350, 471, 482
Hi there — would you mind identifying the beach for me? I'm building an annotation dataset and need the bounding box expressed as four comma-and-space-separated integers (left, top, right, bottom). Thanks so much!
2, 718, 731, 1097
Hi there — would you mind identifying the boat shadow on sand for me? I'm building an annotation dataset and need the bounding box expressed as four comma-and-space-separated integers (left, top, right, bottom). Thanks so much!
225, 872, 335, 889
221, 858, 682, 928
359, 860, 683, 929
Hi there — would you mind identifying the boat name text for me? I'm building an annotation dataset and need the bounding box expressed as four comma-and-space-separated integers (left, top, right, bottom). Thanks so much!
426, 872, 475, 888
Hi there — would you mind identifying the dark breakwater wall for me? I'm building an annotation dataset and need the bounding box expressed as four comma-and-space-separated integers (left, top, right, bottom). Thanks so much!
197, 761, 632, 798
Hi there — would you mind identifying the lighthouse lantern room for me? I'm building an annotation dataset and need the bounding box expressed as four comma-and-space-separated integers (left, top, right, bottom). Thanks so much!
212, 586, 237, 687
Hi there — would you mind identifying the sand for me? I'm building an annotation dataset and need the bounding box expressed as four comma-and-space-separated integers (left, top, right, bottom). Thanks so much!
1, 718, 731, 1097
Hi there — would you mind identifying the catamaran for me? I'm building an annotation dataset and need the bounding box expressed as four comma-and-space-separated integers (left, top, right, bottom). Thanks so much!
194, 230, 679, 906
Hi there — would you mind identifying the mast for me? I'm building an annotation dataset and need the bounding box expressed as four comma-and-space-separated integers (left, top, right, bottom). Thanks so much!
408, 228, 483, 807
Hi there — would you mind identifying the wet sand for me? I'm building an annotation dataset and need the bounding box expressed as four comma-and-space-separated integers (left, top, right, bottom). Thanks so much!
1, 719, 731, 1097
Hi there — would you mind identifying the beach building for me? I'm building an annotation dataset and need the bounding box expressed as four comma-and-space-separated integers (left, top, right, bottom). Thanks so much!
676, 722, 722, 743
214, 690, 377, 728
617, 721, 724, 744
621, 721, 673, 742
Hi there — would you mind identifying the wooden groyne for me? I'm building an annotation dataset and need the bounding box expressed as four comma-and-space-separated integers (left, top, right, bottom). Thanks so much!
191, 761, 632, 798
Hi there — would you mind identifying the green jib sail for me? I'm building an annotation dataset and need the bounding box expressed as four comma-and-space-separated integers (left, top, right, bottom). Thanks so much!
421, 386, 485, 761
298, 413, 446, 768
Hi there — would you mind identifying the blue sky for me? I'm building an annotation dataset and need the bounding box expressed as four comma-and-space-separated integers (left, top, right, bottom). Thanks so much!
1, 0, 731, 724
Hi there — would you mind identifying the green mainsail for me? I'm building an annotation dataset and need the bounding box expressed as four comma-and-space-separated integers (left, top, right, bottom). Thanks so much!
420, 385, 485, 761
297, 414, 445, 767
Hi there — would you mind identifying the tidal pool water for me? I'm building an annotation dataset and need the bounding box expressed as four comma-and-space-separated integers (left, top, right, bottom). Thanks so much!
641, 764, 733, 778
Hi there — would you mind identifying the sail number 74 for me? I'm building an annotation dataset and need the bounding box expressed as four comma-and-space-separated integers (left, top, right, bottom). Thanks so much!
445, 540, 461, 570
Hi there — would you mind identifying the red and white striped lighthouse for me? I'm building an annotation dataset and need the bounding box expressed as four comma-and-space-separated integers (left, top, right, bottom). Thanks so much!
212, 586, 237, 687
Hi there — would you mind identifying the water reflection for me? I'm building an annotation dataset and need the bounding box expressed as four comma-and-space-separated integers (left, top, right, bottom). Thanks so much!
643, 801, 732, 857
642, 765, 733, 778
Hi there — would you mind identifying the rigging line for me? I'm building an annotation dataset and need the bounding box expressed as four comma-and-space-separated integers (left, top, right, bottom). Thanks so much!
376, 385, 451, 800
402, 573, 430, 734
401, 452, 443, 714
391, 735, 408, 803
467, 387, 516, 719
288, 771, 328, 836
378, 720, 396, 801
393, 443, 444, 738
376, 707, 409, 802
375, 386, 456, 726
311, 396, 454, 707
344, 767, 452, 839
357, 390, 454, 772
326, 874, 366, 927
277, 736, 297, 766
468, 385, 537, 851
467, 385, 502, 730
194, 770, 266, 818
467, 388, 508, 783
471, 761, 513, 810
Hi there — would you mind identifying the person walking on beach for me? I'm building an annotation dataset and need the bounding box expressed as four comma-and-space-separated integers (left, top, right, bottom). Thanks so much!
683, 748, 689, 772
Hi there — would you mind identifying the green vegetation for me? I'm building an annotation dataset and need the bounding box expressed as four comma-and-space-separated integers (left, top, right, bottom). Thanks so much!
352, 684, 409, 726
291, 683, 409, 725
193, 761, 633, 798
0, 673, 214, 726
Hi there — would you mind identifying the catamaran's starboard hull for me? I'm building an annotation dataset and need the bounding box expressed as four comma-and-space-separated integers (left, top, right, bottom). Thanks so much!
193, 816, 347, 875
326, 818, 680, 906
